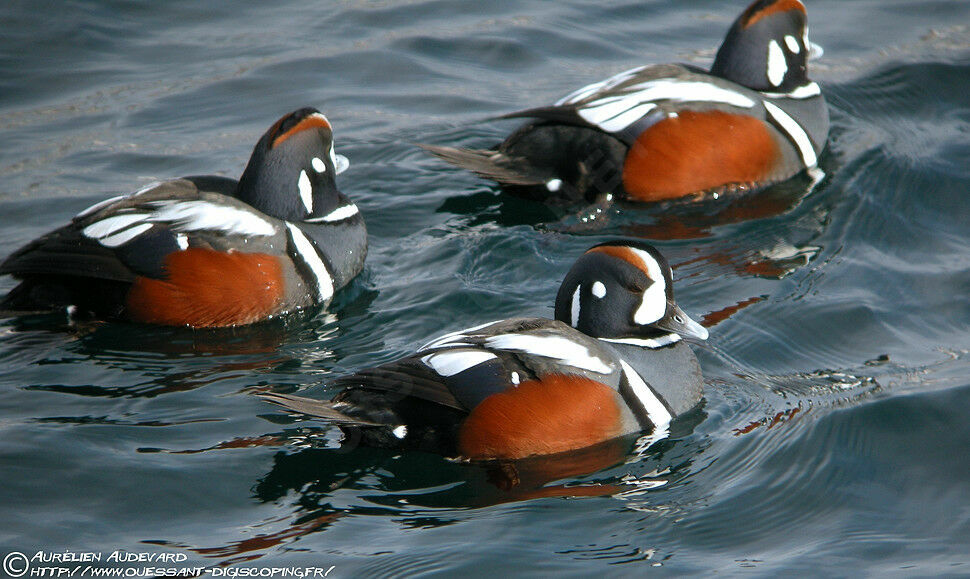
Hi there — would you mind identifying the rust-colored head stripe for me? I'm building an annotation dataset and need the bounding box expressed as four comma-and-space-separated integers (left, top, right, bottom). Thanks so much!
742, 0, 805, 29
272, 114, 331, 148
585, 245, 649, 275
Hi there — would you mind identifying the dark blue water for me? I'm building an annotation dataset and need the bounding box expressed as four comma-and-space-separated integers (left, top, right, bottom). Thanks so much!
2, 0, 969, 575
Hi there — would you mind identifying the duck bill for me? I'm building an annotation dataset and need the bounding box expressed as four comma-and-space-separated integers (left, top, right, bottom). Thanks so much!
808, 41, 824, 61
656, 304, 709, 341
333, 152, 350, 175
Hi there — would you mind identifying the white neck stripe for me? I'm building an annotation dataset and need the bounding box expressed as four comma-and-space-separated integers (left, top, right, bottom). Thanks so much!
620, 359, 672, 430
764, 101, 817, 167
285, 222, 334, 302
304, 203, 360, 223
599, 334, 681, 349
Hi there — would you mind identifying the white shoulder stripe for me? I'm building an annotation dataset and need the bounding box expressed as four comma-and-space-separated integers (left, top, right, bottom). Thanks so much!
420, 320, 502, 350
98, 223, 154, 247
763, 101, 818, 167
556, 65, 647, 106
572, 79, 756, 133
75, 195, 126, 219
484, 333, 612, 375
81, 213, 148, 240
147, 200, 276, 237
420, 350, 497, 377
619, 359, 672, 431
285, 222, 334, 302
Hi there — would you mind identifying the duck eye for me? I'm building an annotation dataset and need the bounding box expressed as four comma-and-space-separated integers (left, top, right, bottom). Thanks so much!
625, 281, 646, 293
673, 314, 685, 324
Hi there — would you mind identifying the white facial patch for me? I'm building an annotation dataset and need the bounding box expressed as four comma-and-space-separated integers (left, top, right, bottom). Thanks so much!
175, 233, 189, 250
392, 425, 408, 439
298, 170, 313, 213
285, 222, 334, 302
420, 350, 497, 377
484, 334, 612, 374
570, 286, 582, 327
546, 179, 562, 192
627, 248, 667, 326
767, 40, 788, 87
510, 372, 521, 385
592, 281, 606, 299
311, 157, 326, 173
785, 35, 800, 54
764, 101, 817, 167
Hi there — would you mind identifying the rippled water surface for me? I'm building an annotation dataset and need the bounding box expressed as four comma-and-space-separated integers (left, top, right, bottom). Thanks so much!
2, 0, 969, 575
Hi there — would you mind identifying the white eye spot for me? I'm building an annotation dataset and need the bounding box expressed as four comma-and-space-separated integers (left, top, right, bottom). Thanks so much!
510, 372, 521, 385
592, 281, 607, 299
298, 170, 313, 213
311, 157, 326, 173
392, 425, 408, 439
767, 40, 787, 87
546, 178, 562, 192
785, 35, 800, 54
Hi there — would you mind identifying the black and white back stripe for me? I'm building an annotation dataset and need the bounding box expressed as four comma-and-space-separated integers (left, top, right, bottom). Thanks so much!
285, 222, 335, 302
618, 360, 673, 432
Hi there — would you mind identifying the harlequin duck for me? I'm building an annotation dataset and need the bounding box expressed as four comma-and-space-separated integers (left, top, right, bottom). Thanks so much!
0, 107, 366, 328
422, 0, 828, 205
263, 240, 708, 461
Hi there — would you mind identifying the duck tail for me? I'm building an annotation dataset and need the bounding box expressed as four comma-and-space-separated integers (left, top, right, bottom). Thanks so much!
260, 392, 382, 428
418, 143, 549, 187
